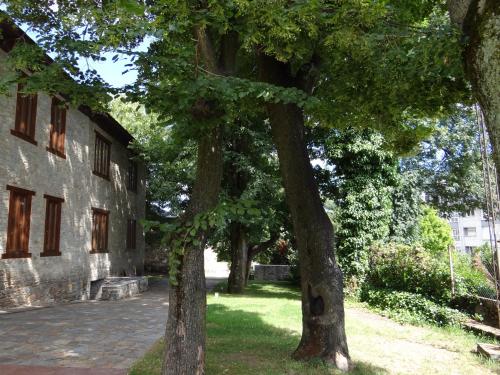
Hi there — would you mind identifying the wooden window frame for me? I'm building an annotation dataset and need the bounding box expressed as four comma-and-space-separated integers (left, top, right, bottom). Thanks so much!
46, 97, 67, 159
93, 131, 111, 180
11, 83, 38, 145
127, 159, 138, 193
41, 194, 64, 257
126, 219, 137, 250
90, 207, 109, 254
3, 185, 35, 259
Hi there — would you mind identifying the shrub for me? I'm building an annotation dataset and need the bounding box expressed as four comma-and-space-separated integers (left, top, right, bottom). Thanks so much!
419, 206, 453, 256
453, 250, 496, 299
368, 242, 453, 303
360, 287, 469, 326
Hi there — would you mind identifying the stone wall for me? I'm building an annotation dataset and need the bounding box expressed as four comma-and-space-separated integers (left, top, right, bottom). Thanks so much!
476, 297, 499, 328
0, 49, 146, 308
254, 265, 291, 281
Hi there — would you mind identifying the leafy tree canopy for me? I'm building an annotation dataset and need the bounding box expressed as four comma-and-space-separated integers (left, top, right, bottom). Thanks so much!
1, 0, 470, 151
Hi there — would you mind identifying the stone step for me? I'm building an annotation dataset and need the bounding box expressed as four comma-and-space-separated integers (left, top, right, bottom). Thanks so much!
465, 320, 500, 340
96, 277, 148, 301
477, 343, 500, 360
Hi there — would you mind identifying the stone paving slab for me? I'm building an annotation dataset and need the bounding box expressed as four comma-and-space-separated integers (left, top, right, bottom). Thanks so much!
0, 364, 127, 375
0, 279, 169, 369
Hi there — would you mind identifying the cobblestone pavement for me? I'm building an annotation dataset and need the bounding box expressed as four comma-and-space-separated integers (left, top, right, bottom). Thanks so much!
0, 279, 169, 370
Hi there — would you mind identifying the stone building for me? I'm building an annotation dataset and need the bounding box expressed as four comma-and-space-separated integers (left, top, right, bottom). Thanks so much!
0, 20, 146, 308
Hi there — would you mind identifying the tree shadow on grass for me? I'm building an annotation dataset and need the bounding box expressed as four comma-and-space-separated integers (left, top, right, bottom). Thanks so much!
207, 303, 389, 375
130, 301, 389, 375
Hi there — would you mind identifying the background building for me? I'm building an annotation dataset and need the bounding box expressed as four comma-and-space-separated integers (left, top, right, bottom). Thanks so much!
449, 208, 498, 254
0, 20, 146, 308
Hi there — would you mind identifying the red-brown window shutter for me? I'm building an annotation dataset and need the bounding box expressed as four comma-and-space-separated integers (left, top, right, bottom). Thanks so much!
126, 219, 136, 250
3, 185, 35, 259
12, 83, 38, 145
127, 159, 138, 192
91, 208, 109, 253
41, 195, 64, 257
93, 132, 111, 179
48, 98, 67, 157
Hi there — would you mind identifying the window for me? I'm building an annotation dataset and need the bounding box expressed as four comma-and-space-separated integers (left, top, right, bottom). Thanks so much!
464, 246, 476, 255
47, 97, 66, 158
126, 219, 136, 250
11, 83, 37, 145
463, 227, 477, 237
91, 208, 109, 253
41, 195, 64, 257
452, 229, 460, 240
3, 185, 35, 259
127, 159, 138, 192
93, 132, 111, 179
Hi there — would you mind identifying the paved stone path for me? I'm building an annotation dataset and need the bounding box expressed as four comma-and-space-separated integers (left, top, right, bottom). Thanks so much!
0, 279, 170, 371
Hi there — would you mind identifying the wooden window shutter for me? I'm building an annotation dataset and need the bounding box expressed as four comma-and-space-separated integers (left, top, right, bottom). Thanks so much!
3, 185, 35, 259
127, 219, 136, 250
41, 195, 64, 257
48, 97, 67, 158
91, 208, 109, 253
11, 83, 38, 145
127, 159, 138, 192
93, 132, 111, 180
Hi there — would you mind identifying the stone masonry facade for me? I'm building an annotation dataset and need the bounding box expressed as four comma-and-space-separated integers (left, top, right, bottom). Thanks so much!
0, 46, 146, 308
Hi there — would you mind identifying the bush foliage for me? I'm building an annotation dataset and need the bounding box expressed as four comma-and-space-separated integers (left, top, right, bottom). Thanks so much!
368, 242, 453, 303
360, 287, 469, 326
367, 242, 493, 304
419, 206, 453, 256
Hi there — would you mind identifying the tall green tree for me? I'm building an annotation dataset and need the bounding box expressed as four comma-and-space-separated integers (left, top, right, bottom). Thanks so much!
312, 128, 397, 283
401, 110, 484, 216
219, 120, 286, 293
389, 169, 422, 244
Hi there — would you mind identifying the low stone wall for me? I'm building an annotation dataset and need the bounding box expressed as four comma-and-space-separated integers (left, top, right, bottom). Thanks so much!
100, 277, 148, 301
476, 297, 499, 328
254, 265, 291, 281
0, 269, 90, 308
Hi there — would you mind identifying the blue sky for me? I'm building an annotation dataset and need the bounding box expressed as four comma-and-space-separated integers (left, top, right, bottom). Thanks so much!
0, 4, 148, 88
78, 52, 140, 88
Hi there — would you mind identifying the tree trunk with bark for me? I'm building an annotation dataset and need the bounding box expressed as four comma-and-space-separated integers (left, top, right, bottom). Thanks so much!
258, 54, 350, 371
162, 28, 238, 375
162, 126, 223, 375
447, 0, 500, 181
227, 222, 248, 293
226, 133, 251, 294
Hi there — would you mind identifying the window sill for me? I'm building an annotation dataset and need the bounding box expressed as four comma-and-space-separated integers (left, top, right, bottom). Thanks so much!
11, 129, 37, 145
2, 252, 32, 259
46, 147, 66, 159
40, 252, 62, 257
92, 171, 110, 181
89, 250, 109, 254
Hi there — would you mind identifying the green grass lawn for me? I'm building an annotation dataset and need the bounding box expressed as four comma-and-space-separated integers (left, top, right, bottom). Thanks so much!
129, 282, 499, 375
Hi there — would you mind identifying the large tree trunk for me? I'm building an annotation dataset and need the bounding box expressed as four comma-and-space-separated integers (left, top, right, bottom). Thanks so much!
447, 0, 500, 182
162, 127, 223, 375
227, 223, 248, 293
162, 27, 238, 374
225, 133, 251, 294
258, 55, 350, 371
